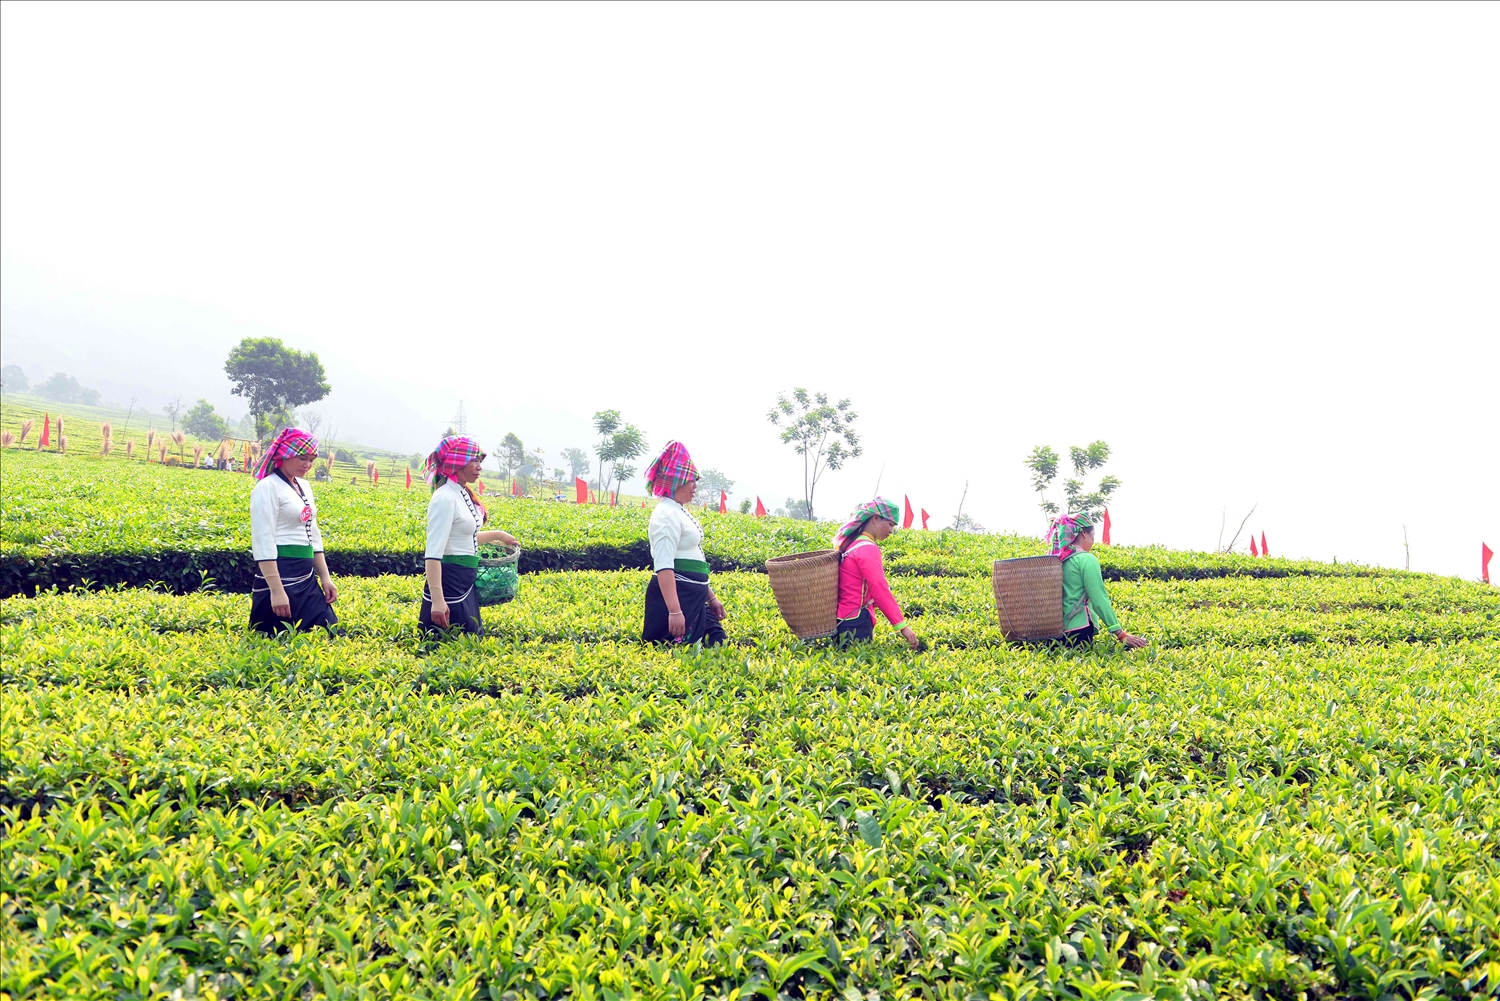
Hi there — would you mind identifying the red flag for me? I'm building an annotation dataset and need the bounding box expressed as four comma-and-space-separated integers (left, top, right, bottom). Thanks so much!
640, 500, 645, 509
39, 413, 50, 447
1483, 543, 1493, 584
1250, 536, 1259, 557
474, 479, 486, 494
1260, 531, 1268, 558
719, 490, 728, 514
755, 497, 766, 518
405, 468, 412, 489
1102, 507, 1112, 545
611, 491, 618, 507
512, 480, 521, 497
373, 467, 379, 484
575, 476, 588, 504
903, 496, 914, 530
921, 508, 929, 530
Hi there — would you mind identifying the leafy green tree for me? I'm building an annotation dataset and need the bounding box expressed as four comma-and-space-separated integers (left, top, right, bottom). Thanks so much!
1025, 440, 1119, 521
1, 364, 28, 393
774, 497, 814, 520
182, 399, 228, 440
768, 389, 861, 520
698, 468, 734, 508
499, 432, 525, 483
224, 337, 330, 439
738, 498, 752, 515
592, 411, 646, 502
561, 446, 590, 481
36, 372, 101, 406
610, 462, 638, 500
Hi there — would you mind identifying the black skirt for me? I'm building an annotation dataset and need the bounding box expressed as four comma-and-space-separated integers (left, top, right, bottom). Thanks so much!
420, 562, 483, 636
835, 608, 875, 648
1062, 622, 1097, 647
642, 570, 726, 647
250, 556, 338, 636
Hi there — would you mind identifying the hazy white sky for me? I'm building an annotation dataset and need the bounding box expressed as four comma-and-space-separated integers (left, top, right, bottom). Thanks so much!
3, 1, 1496, 578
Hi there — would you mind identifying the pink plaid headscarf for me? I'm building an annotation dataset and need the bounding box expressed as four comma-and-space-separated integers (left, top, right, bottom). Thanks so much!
1047, 512, 1094, 562
644, 441, 698, 498
253, 427, 319, 480
423, 436, 486, 486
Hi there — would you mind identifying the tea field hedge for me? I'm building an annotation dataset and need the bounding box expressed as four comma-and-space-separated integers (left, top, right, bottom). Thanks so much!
2, 450, 1392, 596
4, 567, 1499, 999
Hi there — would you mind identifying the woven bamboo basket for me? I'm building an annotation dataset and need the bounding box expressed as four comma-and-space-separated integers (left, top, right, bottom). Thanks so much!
766, 549, 840, 640
475, 544, 521, 606
992, 555, 1064, 641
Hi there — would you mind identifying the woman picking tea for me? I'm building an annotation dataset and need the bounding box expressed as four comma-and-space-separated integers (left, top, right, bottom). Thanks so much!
420, 435, 517, 635
641, 441, 728, 646
249, 427, 339, 635
833, 497, 922, 650
1049, 512, 1148, 648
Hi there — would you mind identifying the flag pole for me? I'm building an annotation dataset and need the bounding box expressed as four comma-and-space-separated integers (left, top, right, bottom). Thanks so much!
873, 460, 886, 496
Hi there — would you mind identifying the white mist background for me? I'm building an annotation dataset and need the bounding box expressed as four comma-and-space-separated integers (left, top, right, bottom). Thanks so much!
2, 1, 1496, 578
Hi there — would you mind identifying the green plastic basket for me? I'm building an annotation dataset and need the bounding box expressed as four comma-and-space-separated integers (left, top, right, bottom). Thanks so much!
475, 544, 521, 606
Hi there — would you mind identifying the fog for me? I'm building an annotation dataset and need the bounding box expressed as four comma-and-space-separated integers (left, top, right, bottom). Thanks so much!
3, 1, 1496, 577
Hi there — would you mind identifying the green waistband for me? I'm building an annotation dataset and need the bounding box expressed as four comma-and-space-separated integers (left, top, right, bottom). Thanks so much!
673, 558, 710, 575
277, 545, 315, 559
442, 554, 480, 568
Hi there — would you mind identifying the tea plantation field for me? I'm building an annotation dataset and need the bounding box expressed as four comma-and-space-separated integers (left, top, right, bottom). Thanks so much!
3, 451, 1499, 999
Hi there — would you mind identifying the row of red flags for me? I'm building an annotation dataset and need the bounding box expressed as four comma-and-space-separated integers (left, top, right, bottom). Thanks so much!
1249, 532, 1270, 557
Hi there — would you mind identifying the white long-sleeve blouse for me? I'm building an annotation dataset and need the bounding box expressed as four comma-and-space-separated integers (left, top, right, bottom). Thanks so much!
648, 497, 706, 571
425, 480, 485, 559
249, 472, 325, 560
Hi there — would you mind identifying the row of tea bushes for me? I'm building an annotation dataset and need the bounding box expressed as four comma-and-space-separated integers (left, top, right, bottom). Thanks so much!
3, 571, 1498, 998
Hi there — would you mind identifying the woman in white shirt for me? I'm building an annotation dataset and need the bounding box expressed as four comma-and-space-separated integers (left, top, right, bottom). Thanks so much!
248, 427, 338, 635
420, 436, 517, 635
641, 440, 727, 646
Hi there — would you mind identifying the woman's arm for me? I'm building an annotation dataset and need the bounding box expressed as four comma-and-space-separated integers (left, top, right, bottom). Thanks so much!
257, 559, 290, 618
1081, 556, 1147, 647
854, 547, 920, 650
424, 491, 454, 561
477, 529, 516, 546
706, 583, 726, 621
425, 559, 449, 627
313, 551, 337, 604
657, 569, 685, 638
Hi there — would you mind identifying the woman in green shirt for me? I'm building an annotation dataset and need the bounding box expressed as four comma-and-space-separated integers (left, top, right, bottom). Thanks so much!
1049, 512, 1148, 649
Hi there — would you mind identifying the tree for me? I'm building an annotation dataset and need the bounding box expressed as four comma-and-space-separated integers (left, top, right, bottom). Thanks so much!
592, 411, 646, 502
499, 433, 525, 484
1, 364, 28, 393
561, 446, 590, 481
182, 399, 229, 440
299, 409, 324, 438
163, 396, 184, 431
950, 513, 986, 533
774, 497, 814, 521
224, 337, 331, 440
1025, 440, 1120, 521
36, 372, 101, 406
738, 498, 752, 515
697, 468, 734, 508
611, 462, 637, 500
767, 388, 861, 520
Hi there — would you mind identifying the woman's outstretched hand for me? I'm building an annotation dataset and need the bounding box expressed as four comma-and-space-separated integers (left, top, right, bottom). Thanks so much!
322, 579, 339, 604
708, 596, 727, 621
1117, 631, 1149, 648
900, 626, 922, 651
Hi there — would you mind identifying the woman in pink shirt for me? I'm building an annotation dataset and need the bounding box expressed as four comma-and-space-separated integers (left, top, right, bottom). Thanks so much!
833, 497, 923, 651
